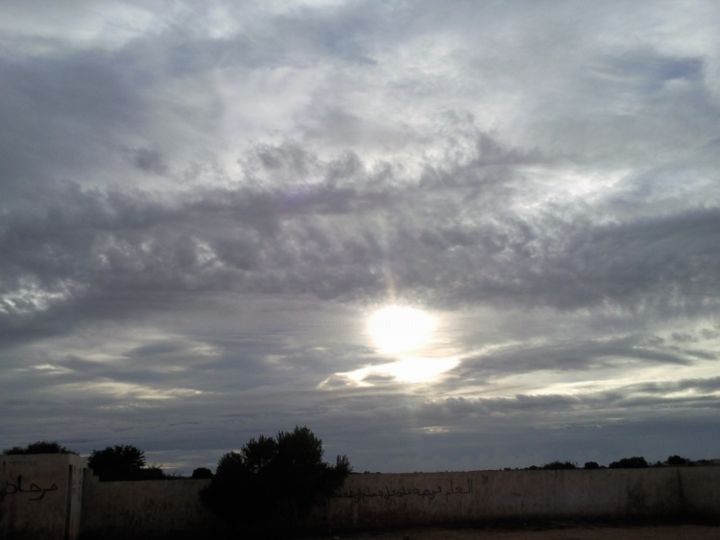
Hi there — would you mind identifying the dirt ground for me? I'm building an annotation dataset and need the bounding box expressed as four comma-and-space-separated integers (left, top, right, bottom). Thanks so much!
311, 525, 720, 539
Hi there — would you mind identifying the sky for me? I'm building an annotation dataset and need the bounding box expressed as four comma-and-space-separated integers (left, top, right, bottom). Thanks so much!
1, 0, 719, 474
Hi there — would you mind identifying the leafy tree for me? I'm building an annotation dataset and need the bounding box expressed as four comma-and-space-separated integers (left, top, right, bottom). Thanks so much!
88, 445, 165, 481
191, 467, 214, 479
609, 456, 648, 469
201, 426, 351, 535
3, 441, 73, 455
583, 461, 601, 469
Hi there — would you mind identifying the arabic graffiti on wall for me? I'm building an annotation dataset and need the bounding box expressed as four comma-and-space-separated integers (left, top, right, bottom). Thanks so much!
336, 478, 474, 503
2, 475, 59, 501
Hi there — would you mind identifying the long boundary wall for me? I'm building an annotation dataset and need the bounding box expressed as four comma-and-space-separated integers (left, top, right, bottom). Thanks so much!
3, 456, 720, 539
320, 468, 720, 529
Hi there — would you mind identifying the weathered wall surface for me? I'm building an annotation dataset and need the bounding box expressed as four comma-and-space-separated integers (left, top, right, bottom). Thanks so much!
1, 454, 85, 540
77, 467, 720, 536
319, 467, 720, 530
80, 476, 214, 538
675, 467, 720, 517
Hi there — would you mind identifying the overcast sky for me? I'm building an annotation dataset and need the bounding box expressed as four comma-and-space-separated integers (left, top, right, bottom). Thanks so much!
2, 0, 720, 474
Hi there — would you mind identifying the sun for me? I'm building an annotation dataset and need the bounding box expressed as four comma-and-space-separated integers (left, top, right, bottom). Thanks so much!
367, 305, 436, 355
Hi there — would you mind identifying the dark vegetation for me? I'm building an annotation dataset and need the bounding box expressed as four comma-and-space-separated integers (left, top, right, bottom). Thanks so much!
201, 426, 351, 536
191, 467, 214, 479
87, 445, 166, 481
3, 441, 73, 455
522, 455, 700, 470
666, 454, 691, 466
609, 456, 648, 469
542, 461, 577, 470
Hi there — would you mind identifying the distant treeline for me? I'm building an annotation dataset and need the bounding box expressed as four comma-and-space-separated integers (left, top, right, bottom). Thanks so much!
4, 441, 718, 479
516, 455, 718, 470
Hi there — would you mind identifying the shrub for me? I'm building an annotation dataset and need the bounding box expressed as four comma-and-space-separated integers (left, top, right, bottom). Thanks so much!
201, 426, 350, 534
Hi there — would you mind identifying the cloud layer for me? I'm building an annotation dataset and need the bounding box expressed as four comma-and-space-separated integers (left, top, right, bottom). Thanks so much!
1, 0, 719, 472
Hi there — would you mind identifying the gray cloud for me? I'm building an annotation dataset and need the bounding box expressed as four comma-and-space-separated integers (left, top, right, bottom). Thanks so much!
1, 0, 719, 473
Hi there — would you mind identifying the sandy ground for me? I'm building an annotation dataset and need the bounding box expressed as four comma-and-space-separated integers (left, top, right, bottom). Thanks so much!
310, 525, 720, 539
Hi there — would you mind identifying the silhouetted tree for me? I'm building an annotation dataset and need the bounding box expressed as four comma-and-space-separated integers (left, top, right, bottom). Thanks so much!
88, 445, 165, 481
191, 467, 214, 479
541, 461, 576, 470
3, 441, 73, 455
609, 456, 648, 469
666, 455, 691, 466
583, 461, 601, 469
202, 426, 351, 535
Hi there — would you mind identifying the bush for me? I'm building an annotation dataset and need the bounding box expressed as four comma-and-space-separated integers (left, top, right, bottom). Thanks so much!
583, 461, 601, 469
191, 467, 214, 479
201, 426, 350, 534
3, 441, 73, 455
609, 456, 648, 469
88, 445, 165, 481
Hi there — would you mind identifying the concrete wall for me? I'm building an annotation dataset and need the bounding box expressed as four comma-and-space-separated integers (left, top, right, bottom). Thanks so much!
676, 466, 720, 517
1, 454, 85, 540
80, 467, 720, 537
80, 476, 214, 538
321, 468, 720, 529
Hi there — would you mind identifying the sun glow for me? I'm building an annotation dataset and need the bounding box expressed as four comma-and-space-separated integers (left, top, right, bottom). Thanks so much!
341, 356, 460, 385
316, 304, 458, 387
367, 305, 436, 355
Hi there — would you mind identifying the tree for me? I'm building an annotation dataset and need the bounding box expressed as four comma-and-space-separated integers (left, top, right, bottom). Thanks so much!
191, 467, 214, 479
88, 445, 164, 481
3, 441, 72, 455
201, 426, 351, 534
583, 461, 601, 469
666, 455, 691, 466
609, 456, 648, 469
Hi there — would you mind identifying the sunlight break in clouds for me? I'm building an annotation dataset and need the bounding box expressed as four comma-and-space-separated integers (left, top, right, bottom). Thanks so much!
367, 305, 437, 355
319, 304, 460, 386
